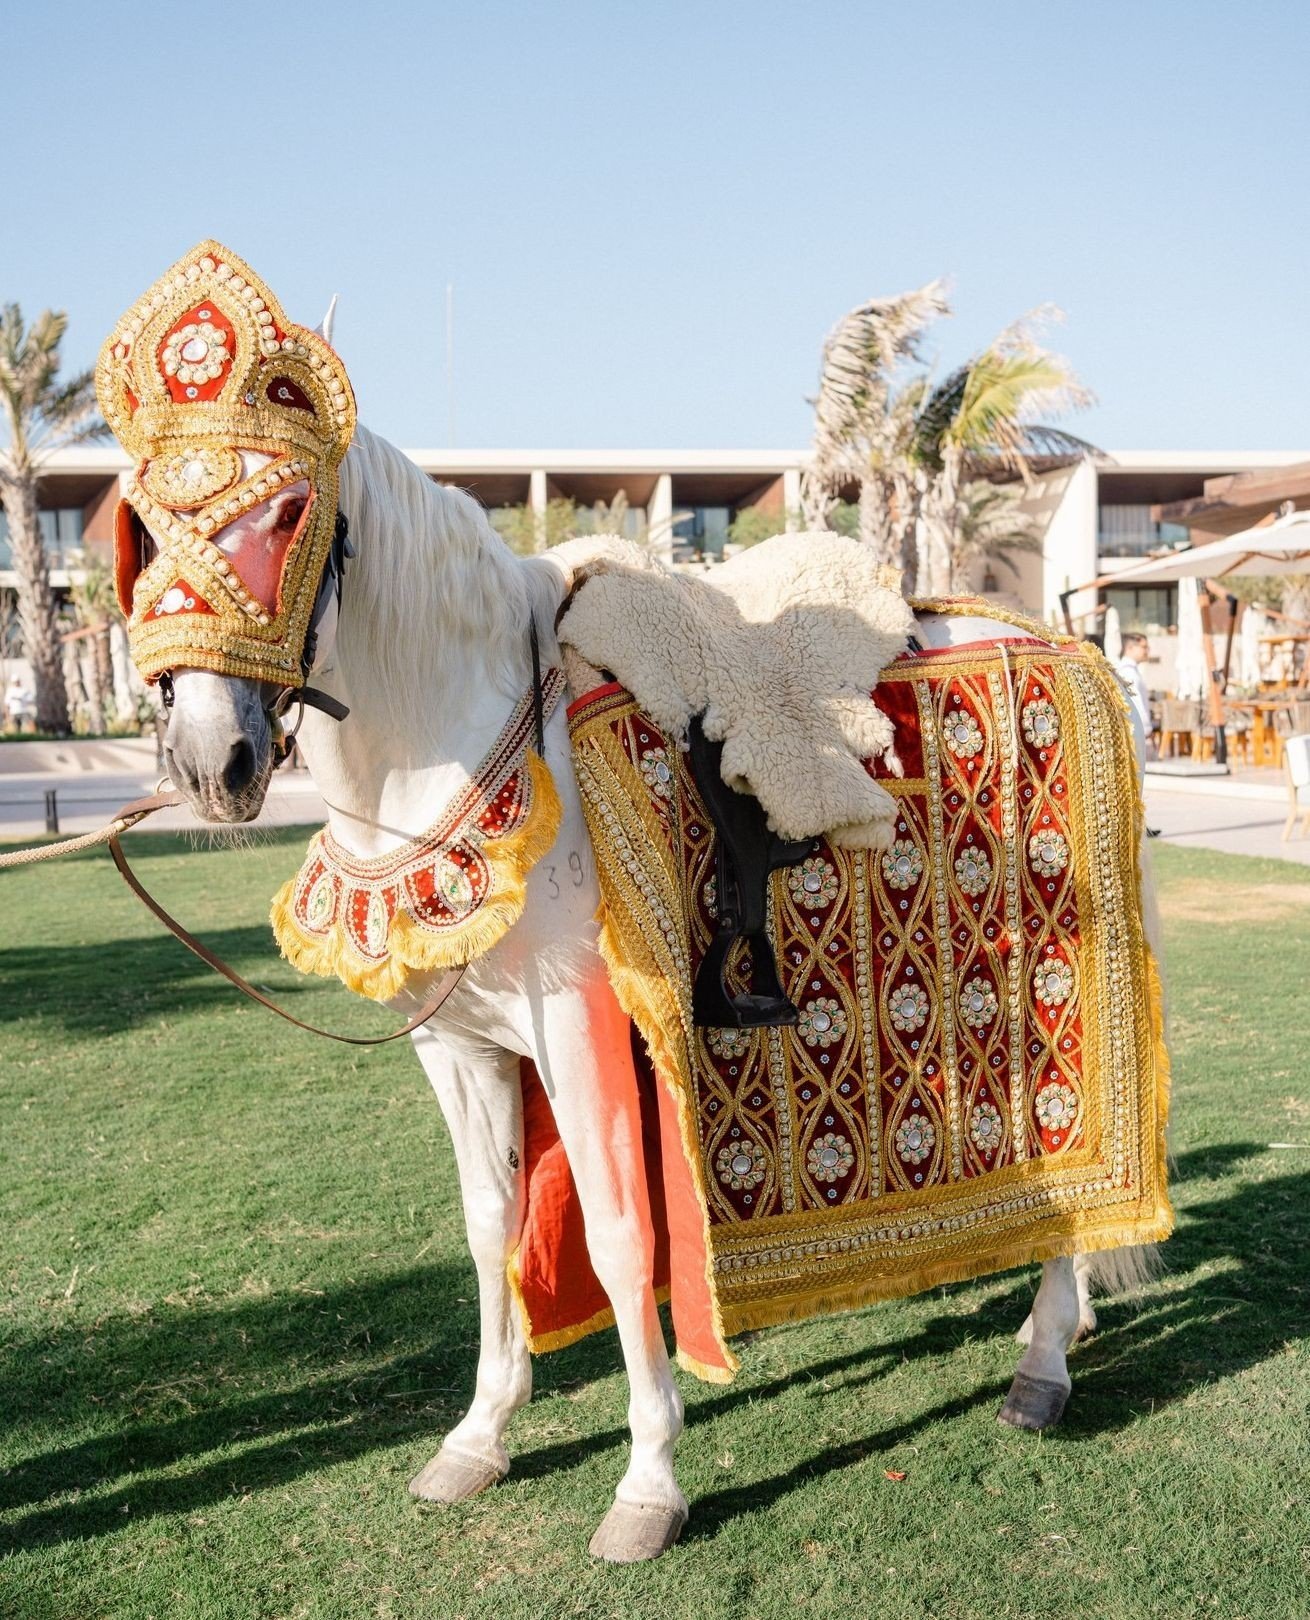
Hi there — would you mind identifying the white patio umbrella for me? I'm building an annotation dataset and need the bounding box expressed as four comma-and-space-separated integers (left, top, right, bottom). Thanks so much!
1237, 603, 1269, 687
1173, 577, 1208, 700
1102, 508, 1310, 582
1103, 603, 1123, 663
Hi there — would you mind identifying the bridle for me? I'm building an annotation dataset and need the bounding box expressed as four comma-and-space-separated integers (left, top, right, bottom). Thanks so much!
156, 508, 355, 766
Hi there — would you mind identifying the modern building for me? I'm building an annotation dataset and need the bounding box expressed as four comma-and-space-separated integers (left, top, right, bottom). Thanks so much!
4, 445, 1308, 662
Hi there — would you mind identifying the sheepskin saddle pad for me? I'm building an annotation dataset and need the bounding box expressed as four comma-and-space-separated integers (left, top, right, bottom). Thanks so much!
551, 533, 916, 850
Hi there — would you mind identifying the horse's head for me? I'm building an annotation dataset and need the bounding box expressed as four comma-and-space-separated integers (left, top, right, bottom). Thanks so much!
96, 241, 356, 822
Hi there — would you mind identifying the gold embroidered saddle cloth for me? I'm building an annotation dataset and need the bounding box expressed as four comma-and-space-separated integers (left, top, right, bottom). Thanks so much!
564, 622, 1172, 1382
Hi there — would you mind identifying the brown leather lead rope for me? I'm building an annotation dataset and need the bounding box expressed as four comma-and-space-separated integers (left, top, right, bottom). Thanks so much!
103, 792, 467, 1045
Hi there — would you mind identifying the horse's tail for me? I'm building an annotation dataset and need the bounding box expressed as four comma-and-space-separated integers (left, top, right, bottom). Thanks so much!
1081, 1242, 1163, 1297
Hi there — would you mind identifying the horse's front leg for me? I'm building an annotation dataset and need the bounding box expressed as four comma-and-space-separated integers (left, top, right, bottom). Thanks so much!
999, 1254, 1081, 1430
406, 1026, 532, 1502
530, 976, 687, 1563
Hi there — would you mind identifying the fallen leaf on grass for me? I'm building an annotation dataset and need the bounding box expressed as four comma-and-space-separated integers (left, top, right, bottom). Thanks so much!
884, 1469, 907, 1482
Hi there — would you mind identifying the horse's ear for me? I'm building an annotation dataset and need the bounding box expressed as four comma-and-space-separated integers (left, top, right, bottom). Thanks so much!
314, 294, 339, 348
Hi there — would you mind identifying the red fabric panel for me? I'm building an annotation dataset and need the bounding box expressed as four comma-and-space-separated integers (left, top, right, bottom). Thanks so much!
514, 1058, 610, 1340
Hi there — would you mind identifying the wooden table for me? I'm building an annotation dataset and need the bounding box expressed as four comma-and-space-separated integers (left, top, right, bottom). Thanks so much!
1226, 695, 1295, 767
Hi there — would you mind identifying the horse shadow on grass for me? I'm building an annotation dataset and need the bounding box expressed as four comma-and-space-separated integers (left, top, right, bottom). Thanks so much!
0, 928, 375, 1036
2, 1142, 1304, 1552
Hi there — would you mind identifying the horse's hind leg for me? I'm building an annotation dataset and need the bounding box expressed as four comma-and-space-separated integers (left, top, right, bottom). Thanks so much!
1014, 1250, 1096, 1346
407, 1028, 531, 1503
999, 1255, 1080, 1431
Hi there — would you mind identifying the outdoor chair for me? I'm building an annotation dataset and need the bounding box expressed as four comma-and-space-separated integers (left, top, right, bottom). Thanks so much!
1275, 701, 1310, 766
1222, 702, 1253, 766
1159, 698, 1205, 759
1282, 733, 1310, 840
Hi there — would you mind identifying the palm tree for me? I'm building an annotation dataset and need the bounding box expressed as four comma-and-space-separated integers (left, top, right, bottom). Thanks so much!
909, 310, 1095, 594
0, 306, 106, 732
804, 286, 1096, 593
802, 282, 948, 566
945, 481, 1043, 594
67, 551, 119, 731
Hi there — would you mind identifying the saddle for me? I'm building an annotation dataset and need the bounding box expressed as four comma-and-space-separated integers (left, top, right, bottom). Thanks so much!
550, 533, 916, 1028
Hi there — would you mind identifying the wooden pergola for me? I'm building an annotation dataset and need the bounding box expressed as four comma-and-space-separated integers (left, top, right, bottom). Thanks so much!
1154, 461, 1310, 536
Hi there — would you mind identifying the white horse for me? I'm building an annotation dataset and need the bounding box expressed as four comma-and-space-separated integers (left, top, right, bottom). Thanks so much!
158, 421, 1157, 1563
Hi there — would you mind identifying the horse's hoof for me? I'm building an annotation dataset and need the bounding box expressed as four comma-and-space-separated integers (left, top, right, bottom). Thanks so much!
588, 1500, 687, 1563
408, 1446, 507, 1504
997, 1371, 1070, 1431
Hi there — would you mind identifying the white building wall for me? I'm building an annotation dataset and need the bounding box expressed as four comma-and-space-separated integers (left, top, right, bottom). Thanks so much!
1035, 460, 1099, 626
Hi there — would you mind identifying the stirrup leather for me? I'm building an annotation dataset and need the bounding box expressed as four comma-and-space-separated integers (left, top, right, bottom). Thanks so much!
686, 715, 811, 1029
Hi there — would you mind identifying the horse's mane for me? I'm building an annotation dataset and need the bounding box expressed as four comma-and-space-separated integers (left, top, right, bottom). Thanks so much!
334, 424, 562, 743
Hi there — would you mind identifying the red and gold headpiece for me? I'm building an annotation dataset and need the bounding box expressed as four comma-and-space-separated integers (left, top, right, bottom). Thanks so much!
96, 239, 357, 686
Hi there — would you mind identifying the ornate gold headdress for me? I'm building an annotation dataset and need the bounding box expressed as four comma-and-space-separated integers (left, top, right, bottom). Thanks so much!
96, 240, 357, 686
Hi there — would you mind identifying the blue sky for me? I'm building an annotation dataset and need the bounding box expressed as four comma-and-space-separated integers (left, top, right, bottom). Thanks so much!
9, 0, 1310, 450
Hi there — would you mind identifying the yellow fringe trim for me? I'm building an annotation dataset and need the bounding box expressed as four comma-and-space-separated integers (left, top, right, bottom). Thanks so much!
270, 751, 563, 1003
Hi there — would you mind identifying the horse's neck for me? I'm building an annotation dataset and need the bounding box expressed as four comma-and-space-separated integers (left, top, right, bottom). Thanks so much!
299, 661, 538, 858
294, 426, 564, 857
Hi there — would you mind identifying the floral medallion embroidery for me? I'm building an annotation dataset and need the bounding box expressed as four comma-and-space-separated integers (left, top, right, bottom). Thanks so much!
716, 1137, 767, 1190
1029, 828, 1070, 876
943, 708, 984, 759
160, 320, 231, 385
1022, 698, 1060, 748
707, 1025, 750, 1060
888, 983, 930, 1032
639, 746, 674, 801
305, 872, 335, 930
788, 855, 839, 908
142, 445, 241, 507
882, 839, 924, 891
806, 1131, 855, 1184
969, 1101, 1004, 1154
363, 890, 390, 956
798, 996, 848, 1047
954, 848, 992, 897
895, 1113, 935, 1165
960, 976, 998, 1029
1034, 957, 1074, 1007
1036, 1082, 1079, 1132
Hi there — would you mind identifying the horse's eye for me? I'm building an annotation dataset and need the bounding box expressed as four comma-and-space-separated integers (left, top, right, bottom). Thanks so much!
277, 495, 307, 532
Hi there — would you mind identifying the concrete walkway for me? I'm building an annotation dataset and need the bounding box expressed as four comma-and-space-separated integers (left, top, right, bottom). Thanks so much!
1144, 767, 1310, 866
0, 738, 326, 839
6, 741, 1309, 866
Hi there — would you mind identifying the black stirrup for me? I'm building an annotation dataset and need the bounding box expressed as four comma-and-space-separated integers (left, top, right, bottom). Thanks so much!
686, 714, 811, 1029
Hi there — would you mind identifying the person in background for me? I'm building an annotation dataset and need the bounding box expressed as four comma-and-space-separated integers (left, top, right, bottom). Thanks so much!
4, 674, 35, 734
1114, 631, 1162, 837
1114, 632, 1155, 758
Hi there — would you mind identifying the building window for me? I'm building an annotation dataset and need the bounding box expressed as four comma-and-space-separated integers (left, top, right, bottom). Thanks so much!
0, 507, 85, 571
673, 505, 732, 559
1104, 585, 1176, 632
1097, 504, 1189, 558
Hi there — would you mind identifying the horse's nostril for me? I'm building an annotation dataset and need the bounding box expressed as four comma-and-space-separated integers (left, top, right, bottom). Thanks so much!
165, 742, 200, 797
219, 735, 258, 796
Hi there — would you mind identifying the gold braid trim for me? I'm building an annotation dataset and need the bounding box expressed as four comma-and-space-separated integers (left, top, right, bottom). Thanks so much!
270, 752, 562, 1003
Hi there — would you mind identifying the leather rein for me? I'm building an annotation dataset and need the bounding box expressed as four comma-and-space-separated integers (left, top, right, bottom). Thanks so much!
4, 517, 552, 1047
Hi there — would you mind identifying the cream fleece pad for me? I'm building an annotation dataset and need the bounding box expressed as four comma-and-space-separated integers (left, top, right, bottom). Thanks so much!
552, 533, 914, 849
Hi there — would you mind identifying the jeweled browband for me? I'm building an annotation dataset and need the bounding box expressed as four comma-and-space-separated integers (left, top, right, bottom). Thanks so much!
96, 240, 358, 687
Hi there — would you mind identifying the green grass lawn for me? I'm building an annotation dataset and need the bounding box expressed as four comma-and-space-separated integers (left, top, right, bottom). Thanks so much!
0, 831, 1306, 1620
